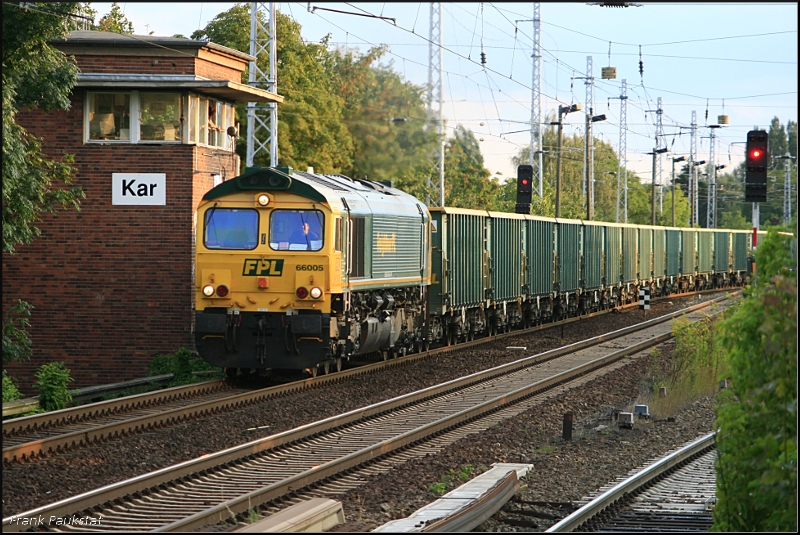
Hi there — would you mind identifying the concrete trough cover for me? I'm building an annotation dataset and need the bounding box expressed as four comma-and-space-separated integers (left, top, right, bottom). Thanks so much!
373, 463, 532, 532
506, 346, 527, 351
618, 412, 634, 428
634, 404, 650, 417
236, 498, 344, 532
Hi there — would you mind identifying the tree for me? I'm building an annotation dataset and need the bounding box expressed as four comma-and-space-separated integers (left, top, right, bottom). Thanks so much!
94, 2, 134, 34
192, 6, 352, 174
2, 2, 83, 253
440, 125, 500, 210
713, 230, 797, 531
333, 44, 437, 189
2, 2, 85, 362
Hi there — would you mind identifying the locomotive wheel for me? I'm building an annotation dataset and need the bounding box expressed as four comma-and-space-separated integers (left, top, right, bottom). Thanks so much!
225, 367, 237, 380
306, 366, 319, 378
467, 329, 474, 341
322, 360, 331, 375
335, 358, 343, 372
381, 350, 389, 361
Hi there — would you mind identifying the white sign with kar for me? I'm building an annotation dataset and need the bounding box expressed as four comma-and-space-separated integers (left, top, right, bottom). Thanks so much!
112, 173, 166, 205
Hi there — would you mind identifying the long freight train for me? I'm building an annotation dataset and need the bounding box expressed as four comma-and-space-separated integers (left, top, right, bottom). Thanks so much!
194, 166, 754, 377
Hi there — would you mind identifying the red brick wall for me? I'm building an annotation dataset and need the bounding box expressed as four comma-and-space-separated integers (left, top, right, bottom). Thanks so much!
67, 54, 245, 81
195, 57, 245, 84
3, 90, 238, 393
72, 55, 197, 75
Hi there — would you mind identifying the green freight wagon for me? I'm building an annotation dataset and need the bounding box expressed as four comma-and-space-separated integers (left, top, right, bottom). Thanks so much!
604, 223, 623, 303
653, 227, 666, 288
487, 211, 526, 331
582, 221, 604, 291
681, 229, 697, 275
621, 225, 639, 298
428, 207, 489, 343
731, 230, 749, 274
638, 225, 654, 281
697, 228, 713, 272
556, 217, 582, 318
523, 215, 557, 325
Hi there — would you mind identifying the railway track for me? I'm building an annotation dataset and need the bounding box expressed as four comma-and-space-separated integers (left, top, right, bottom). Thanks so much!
2, 289, 735, 466
2, 295, 734, 532
547, 433, 717, 532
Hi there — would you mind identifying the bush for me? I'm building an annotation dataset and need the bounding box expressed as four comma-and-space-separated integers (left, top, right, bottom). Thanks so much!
2, 370, 22, 403
2, 300, 33, 364
34, 362, 73, 411
147, 348, 218, 385
713, 229, 797, 532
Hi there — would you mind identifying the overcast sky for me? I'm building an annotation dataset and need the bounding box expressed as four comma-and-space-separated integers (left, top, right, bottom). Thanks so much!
89, 2, 798, 184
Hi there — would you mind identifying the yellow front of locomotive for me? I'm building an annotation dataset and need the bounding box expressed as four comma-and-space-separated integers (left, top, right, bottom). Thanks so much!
194, 168, 343, 373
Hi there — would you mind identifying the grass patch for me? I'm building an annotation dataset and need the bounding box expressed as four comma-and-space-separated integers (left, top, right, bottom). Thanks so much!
643, 308, 728, 419
533, 445, 557, 454
428, 465, 475, 495
147, 348, 223, 386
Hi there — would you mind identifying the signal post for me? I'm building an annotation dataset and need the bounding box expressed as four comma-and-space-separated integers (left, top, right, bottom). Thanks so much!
745, 129, 768, 275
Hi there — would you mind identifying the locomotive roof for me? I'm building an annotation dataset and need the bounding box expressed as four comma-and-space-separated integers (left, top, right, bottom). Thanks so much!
202, 166, 428, 219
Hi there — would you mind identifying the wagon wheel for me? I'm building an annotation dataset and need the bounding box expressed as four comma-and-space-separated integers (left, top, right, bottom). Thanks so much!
381, 350, 389, 361
467, 329, 475, 342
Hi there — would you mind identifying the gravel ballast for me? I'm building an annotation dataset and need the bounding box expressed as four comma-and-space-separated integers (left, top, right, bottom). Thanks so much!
2, 292, 728, 520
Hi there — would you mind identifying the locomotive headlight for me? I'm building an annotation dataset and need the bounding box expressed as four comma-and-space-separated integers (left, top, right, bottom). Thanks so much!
310, 287, 322, 299
256, 194, 270, 206
202, 285, 215, 297
296, 287, 309, 299
216, 285, 230, 298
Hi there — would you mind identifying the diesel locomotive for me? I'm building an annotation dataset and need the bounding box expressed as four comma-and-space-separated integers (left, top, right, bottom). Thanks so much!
194, 166, 754, 377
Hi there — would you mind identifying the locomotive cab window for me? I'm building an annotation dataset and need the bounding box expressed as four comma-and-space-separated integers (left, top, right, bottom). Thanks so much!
270, 210, 324, 251
204, 208, 258, 250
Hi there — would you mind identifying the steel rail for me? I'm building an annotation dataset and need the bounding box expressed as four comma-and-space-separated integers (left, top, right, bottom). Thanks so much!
156, 305, 717, 533
545, 432, 716, 532
3, 291, 736, 465
4, 296, 730, 532
3, 379, 227, 438
2, 294, 734, 532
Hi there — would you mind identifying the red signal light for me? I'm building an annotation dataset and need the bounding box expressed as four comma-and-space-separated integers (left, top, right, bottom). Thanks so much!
750, 149, 763, 159
521, 179, 529, 185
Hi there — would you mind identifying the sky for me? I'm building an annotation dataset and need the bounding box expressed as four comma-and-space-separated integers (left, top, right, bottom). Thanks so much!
89, 2, 798, 187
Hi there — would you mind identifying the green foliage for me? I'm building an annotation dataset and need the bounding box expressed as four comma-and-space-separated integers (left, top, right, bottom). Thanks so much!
712, 230, 797, 531
670, 313, 727, 395
2, 299, 32, 364
441, 126, 501, 210
34, 362, 73, 411
192, 7, 353, 175
247, 507, 262, 524
428, 465, 474, 495
2, 370, 23, 403
147, 348, 218, 385
94, 3, 135, 34
2, 3, 84, 254
428, 479, 448, 495
511, 119, 691, 223
456, 464, 473, 481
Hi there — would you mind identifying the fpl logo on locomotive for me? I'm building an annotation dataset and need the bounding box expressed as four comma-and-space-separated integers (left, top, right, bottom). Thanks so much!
243, 259, 285, 276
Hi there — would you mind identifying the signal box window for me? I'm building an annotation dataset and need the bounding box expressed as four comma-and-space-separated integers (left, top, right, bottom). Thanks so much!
204, 209, 258, 250
88, 93, 130, 140
270, 210, 324, 251
140, 93, 182, 141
